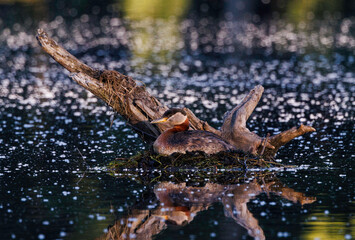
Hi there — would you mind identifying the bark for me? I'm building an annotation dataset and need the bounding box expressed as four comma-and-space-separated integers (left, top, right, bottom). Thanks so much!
36, 29, 217, 142
36, 29, 315, 159
220, 86, 316, 158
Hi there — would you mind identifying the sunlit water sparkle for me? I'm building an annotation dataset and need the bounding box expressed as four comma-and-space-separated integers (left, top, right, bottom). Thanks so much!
0, 3, 354, 240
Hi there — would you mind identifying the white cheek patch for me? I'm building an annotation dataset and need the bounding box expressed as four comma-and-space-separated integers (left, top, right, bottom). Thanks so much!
168, 112, 187, 125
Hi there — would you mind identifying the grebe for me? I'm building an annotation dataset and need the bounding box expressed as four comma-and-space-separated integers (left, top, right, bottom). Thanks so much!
151, 108, 236, 155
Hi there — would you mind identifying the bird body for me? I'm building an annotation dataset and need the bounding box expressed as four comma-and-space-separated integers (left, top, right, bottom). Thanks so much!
151, 108, 235, 156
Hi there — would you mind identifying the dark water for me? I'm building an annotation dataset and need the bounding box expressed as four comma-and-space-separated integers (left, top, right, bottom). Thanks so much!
0, 0, 354, 239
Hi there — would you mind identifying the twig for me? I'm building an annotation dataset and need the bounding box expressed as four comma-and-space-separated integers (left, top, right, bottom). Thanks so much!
261, 177, 270, 198
110, 113, 115, 129
150, 172, 162, 183
260, 133, 270, 156
76, 147, 88, 184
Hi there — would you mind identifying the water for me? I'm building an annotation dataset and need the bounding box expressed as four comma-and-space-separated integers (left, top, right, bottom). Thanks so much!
0, 0, 354, 239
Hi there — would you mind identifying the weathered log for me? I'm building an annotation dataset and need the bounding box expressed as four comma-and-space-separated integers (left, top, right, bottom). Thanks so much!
221, 85, 271, 156
220, 86, 316, 158
36, 29, 218, 142
36, 29, 315, 158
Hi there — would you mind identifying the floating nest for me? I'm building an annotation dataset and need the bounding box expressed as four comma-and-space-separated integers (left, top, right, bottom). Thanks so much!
108, 150, 286, 172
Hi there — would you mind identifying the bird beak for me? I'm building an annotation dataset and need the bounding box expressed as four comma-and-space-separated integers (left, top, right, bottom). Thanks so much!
151, 117, 168, 124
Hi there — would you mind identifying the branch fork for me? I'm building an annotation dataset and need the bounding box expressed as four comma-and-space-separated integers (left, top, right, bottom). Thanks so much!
36, 29, 315, 159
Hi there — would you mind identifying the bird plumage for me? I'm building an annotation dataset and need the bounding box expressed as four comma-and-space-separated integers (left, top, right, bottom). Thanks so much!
151, 108, 236, 155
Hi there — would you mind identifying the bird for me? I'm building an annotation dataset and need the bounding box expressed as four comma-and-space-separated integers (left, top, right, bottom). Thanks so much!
151, 108, 236, 156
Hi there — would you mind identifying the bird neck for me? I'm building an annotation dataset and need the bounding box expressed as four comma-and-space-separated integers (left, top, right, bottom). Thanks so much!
171, 117, 189, 132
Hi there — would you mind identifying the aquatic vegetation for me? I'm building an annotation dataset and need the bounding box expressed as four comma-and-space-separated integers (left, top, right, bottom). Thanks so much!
107, 150, 288, 174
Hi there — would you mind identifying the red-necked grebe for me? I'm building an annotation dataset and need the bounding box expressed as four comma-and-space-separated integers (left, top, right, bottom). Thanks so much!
151, 108, 235, 155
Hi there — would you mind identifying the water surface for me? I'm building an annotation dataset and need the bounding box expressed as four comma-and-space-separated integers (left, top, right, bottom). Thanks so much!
0, 1, 354, 239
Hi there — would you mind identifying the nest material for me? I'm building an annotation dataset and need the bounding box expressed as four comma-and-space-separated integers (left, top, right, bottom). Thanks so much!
107, 152, 286, 185
98, 70, 147, 120
108, 150, 286, 172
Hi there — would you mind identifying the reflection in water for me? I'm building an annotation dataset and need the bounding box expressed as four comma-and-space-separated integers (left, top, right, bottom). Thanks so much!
99, 175, 316, 240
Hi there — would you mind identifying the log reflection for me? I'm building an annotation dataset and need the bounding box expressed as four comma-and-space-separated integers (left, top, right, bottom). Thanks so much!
99, 176, 316, 240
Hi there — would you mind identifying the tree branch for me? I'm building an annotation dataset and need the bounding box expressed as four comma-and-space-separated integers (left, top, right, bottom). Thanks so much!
36, 29, 219, 142
36, 29, 315, 158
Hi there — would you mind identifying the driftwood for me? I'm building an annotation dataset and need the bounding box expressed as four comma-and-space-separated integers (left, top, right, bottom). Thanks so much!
36, 29, 315, 159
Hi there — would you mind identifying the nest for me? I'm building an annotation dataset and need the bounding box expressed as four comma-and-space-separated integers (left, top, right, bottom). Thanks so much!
107, 151, 288, 185
108, 150, 286, 172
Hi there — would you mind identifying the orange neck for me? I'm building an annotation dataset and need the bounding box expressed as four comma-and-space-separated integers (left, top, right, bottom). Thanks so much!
171, 117, 189, 132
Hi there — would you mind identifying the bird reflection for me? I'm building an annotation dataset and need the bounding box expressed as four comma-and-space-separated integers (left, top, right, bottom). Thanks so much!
99, 176, 316, 240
